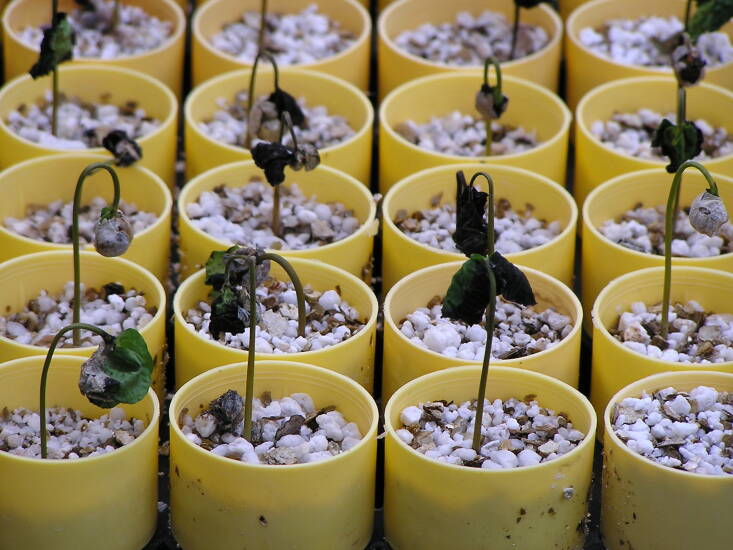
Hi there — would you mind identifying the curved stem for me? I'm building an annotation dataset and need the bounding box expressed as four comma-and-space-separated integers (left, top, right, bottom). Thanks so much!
40, 323, 114, 458
243, 256, 257, 442
660, 160, 719, 338
469, 171, 496, 256
258, 253, 306, 337
72, 162, 121, 346
472, 268, 496, 454
481, 58, 503, 156
279, 111, 299, 149
510, 3, 521, 61
257, 0, 269, 52
245, 51, 280, 149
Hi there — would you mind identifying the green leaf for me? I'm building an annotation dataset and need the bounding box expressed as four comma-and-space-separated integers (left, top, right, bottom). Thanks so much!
29, 13, 75, 79
442, 255, 493, 326
204, 246, 240, 290
100, 206, 115, 220
689, 0, 733, 40
652, 119, 703, 173
100, 329, 154, 405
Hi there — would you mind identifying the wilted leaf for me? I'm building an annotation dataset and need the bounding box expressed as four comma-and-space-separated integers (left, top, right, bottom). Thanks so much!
204, 246, 240, 290
252, 142, 297, 186
208, 390, 244, 436
210, 286, 248, 338
689, 0, 733, 40
268, 88, 305, 127
488, 252, 537, 307
652, 119, 703, 173
515, 0, 557, 9
102, 130, 143, 167
442, 255, 493, 325
29, 13, 75, 79
453, 170, 489, 257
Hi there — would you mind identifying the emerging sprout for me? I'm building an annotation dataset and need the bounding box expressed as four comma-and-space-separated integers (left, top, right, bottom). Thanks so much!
476, 58, 508, 157
689, 190, 729, 236
94, 209, 133, 257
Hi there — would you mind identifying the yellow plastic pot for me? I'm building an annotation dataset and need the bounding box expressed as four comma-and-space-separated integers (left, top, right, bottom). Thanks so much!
196, 0, 371, 8
601, 370, 733, 550
178, 161, 378, 281
0, 153, 172, 283
184, 67, 373, 183
566, 0, 733, 111
379, 72, 571, 193
378, 0, 563, 99
560, 0, 591, 20
575, 77, 733, 207
0, 64, 178, 188
192, 0, 371, 90
0, 250, 167, 399
382, 163, 577, 291
173, 258, 378, 390
2, 0, 185, 97
590, 266, 733, 432
384, 365, 597, 550
582, 168, 733, 334
170, 360, 378, 550
382, 261, 582, 402
0, 355, 159, 550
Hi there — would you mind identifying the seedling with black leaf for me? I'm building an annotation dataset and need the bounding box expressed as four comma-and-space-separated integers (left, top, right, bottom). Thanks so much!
475, 57, 508, 157
510, 1, 556, 60
442, 170, 536, 453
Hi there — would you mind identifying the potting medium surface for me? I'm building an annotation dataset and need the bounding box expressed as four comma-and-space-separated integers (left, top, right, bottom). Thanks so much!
579, 16, 733, 67
0, 282, 155, 347
395, 112, 539, 157
612, 385, 733, 475
209, 4, 356, 65
393, 10, 549, 65
395, 194, 561, 255
180, 389, 363, 465
612, 300, 733, 363
0, 406, 145, 459
18, 0, 174, 59
199, 91, 355, 150
185, 180, 360, 250
397, 397, 585, 469
4, 197, 157, 245
185, 279, 365, 353
399, 295, 573, 361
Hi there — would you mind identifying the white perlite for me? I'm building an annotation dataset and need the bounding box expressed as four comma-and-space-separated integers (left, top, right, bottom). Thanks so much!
210, 4, 355, 65
185, 280, 365, 354
395, 195, 561, 255
399, 296, 573, 361
591, 110, 733, 161
398, 398, 585, 468
4, 197, 157, 246
0, 406, 145, 460
5, 91, 160, 150
394, 10, 549, 65
181, 392, 362, 465
0, 282, 154, 348
579, 16, 733, 67
199, 91, 355, 150
612, 301, 733, 363
600, 202, 733, 257
19, 0, 172, 59
396, 112, 539, 157
186, 181, 361, 251
613, 386, 733, 476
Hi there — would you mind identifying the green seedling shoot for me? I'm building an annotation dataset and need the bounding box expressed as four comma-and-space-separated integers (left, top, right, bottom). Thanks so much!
475, 57, 508, 157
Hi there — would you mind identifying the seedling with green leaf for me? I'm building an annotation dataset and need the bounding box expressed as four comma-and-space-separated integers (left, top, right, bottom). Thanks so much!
442, 170, 536, 453
39, 322, 153, 458
509, 1, 556, 60
203, 245, 306, 441
475, 57, 509, 157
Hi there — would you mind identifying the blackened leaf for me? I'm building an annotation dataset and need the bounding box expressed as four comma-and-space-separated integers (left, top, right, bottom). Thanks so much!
208, 390, 244, 436
515, 0, 557, 9
671, 39, 707, 87
75, 0, 95, 10
204, 246, 240, 290
475, 83, 509, 120
453, 170, 489, 257
252, 142, 297, 186
489, 252, 537, 307
102, 130, 143, 167
652, 119, 703, 173
268, 88, 306, 127
103, 282, 125, 298
442, 255, 493, 325
210, 286, 246, 338
689, 0, 733, 40
292, 143, 320, 172
29, 13, 75, 79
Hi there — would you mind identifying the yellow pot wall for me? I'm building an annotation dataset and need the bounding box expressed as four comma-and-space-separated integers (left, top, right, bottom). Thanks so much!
0, 64, 178, 188
170, 361, 378, 549
178, 161, 378, 281
184, 67, 373, 183
566, 0, 733, 111
0, 251, 167, 399
173, 258, 378, 390
194, 0, 371, 9
192, 0, 371, 90
601, 370, 733, 550
384, 365, 596, 550
382, 262, 583, 402
582, 169, 733, 334
575, 77, 733, 207
379, 72, 571, 193
591, 266, 733, 433
560, 0, 590, 19
0, 355, 159, 550
377, 0, 563, 99
2, 0, 186, 97
382, 163, 577, 291
0, 154, 172, 283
